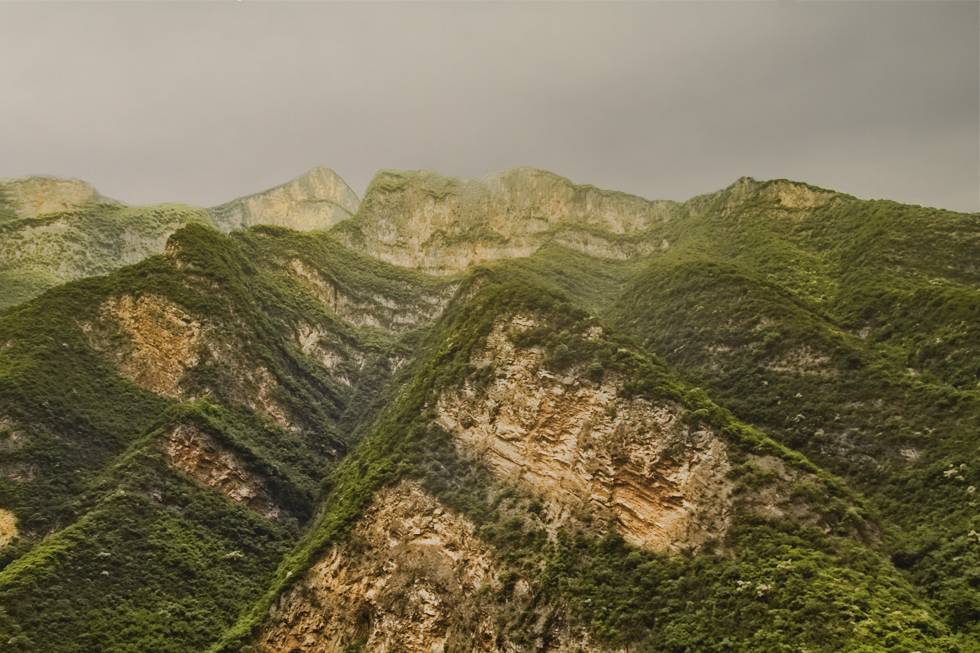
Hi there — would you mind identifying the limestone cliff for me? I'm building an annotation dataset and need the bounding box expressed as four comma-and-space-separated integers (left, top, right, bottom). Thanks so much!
435, 315, 734, 553
162, 422, 280, 518
286, 257, 454, 337
209, 167, 359, 233
0, 168, 360, 312
256, 481, 605, 653
0, 510, 16, 547
333, 167, 677, 274
79, 293, 295, 431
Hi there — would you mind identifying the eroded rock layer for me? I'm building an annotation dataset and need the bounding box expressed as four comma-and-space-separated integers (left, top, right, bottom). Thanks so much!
80, 293, 295, 429
162, 423, 279, 518
257, 481, 603, 653
0, 510, 17, 547
436, 315, 733, 553
83, 294, 202, 400
0, 176, 114, 218
334, 167, 676, 274
288, 258, 454, 335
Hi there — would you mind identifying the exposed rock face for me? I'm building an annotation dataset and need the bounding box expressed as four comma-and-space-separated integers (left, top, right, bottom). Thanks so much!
162, 423, 279, 517
256, 481, 605, 653
436, 315, 733, 553
0, 509, 17, 546
0, 168, 360, 311
0, 176, 115, 218
761, 179, 839, 211
84, 294, 202, 400
277, 254, 456, 386
209, 167, 359, 233
80, 294, 294, 429
293, 321, 360, 374
334, 167, 676, 274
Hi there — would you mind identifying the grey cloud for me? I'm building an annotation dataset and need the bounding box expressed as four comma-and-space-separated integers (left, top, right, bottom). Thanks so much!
0, 1, 976, 212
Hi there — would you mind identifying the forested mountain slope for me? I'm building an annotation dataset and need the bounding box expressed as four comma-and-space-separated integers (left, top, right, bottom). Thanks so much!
0, 169, 977, 652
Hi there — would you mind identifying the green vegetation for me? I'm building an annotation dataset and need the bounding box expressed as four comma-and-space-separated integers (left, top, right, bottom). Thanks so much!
359, 169, 414, 197
0, 222, 459, 650
607, 180, 980, 640
0, 186, 18, 223
1, 174, 978, 650
0, 282, 171, 535
0, 441, 297, 653
0, 202, 213, 312
466, 243, 642, 314
214, 279, 959, 652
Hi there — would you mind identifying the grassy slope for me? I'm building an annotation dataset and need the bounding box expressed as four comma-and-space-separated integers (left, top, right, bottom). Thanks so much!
0, 419, 298, 653
469, 242, 646, 315
0, 186, 18, 224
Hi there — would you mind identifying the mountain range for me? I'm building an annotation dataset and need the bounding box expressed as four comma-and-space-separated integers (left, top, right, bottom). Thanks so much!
0, 166, 977, 652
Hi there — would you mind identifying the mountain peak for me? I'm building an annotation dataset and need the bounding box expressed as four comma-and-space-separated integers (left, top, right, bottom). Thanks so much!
0, 175, 120, 219
208, 167, 360, 233
757, 177, 844, 209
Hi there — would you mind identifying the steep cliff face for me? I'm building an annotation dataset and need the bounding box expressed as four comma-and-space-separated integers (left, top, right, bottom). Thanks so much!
256, 481, 604, 653
333, 168, 675, 274
81, 294, 202, 400
0, 168, 361, 312
0, 510, 16, 546
162, 422, 280, 518
80, 292, 296, 430
2, 170, 976, 652
209, 167, 359, 233
228, 226, 459, 396
0, 176, 115, 218
760, 179, 840, 212
435, 314, 734, 553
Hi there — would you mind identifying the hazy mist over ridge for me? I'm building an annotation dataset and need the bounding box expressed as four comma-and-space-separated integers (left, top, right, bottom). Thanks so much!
1, 1, 977, 213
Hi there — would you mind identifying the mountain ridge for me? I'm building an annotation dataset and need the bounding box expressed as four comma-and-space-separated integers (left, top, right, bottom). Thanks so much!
0, 168, 361, 312
0, 167, 977, 652
208, 166, 360, 233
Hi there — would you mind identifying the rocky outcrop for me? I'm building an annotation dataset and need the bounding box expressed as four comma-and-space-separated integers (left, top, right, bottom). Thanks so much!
0, 417, 38, 484
0, 510, 17, 547
761, 179, 839, 211
161, 423, 279, 517
436, 315, 734, 554
256, 481, 605, 653
80, 294, 295, 430
83, 294, 202, 400
209, 168, 359, 233
0, 176, 116, 218
333, 167, 676, 274
0, 168, 359, 311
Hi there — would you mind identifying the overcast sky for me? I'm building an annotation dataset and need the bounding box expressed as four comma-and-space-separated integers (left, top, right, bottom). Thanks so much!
1, 1, 977, 213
